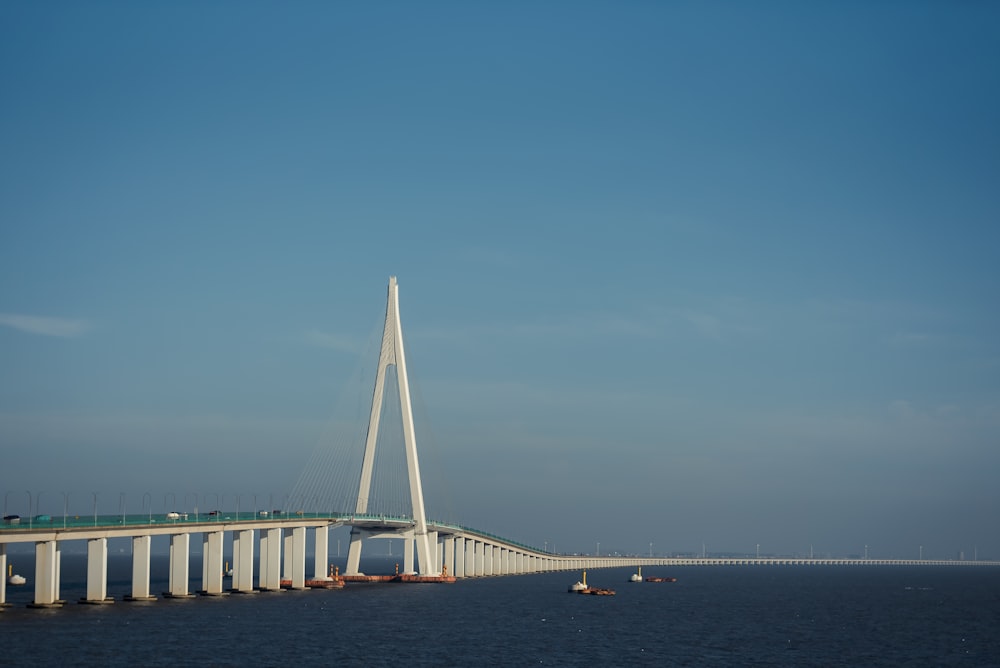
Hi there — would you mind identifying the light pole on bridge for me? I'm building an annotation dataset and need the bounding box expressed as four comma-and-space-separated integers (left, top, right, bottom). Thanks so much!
756, 543, 760, 559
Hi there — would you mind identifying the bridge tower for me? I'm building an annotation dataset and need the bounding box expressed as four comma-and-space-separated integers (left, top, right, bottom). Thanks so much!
344, 276, 438, 576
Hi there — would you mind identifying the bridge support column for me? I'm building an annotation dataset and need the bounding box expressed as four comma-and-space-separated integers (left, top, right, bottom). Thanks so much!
83, 537, 111, 603
345, 527, 364, 576
428, 531, 439, 573
283, 530, 294, 582
313, 525, 329, 580
0, 545, 6, 607
31, 540, 61, 607
127, 535, 155, 601
259, 527, 282, 591
201, 530, 225, 595
494, 546, 503, 575
232, 529, 255, 593
453, 537, 465, 577
167, 533, 193, 597
443, 536, 455, 577
404, 536, 415, 575
465, 539, 476, 577
483, 542, 493, 576
290, 527, 307, 589
475, 541, 485, 577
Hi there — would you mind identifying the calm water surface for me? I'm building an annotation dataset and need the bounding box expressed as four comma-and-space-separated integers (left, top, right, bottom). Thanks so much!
2, 557, 999, 666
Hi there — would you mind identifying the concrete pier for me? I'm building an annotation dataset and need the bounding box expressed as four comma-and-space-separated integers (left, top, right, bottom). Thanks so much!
313, 525, 328, 581
166, 533, 194, 598
82, 537, 112, 604
201, 530, 225, 595
30, 540, 62, 607
126, 534, 155, 601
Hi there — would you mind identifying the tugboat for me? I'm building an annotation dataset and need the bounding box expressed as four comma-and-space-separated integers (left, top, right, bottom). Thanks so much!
569, 570, 589, 592
568, 570, 615, 595
7, 563, 26, 586
645, 576, 677, 583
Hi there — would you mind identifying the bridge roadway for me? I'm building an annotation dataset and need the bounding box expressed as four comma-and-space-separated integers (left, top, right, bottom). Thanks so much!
2, 513, 997, 608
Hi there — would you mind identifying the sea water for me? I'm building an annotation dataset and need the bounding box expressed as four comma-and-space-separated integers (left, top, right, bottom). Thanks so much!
2, 556, 998, 666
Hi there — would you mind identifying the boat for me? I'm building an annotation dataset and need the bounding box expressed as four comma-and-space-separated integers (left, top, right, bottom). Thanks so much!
645, 576, 677, 583
568, 570, 589, 592
568, 570, 615, 595
7, 563, 26, 586
630, 566, 643, 582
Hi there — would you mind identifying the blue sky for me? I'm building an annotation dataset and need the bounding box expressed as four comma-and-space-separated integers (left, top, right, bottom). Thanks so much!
1, 1, 998, 560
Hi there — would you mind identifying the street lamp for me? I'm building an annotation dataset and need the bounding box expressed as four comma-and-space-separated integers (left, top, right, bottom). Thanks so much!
62, 492, 69, 528
649, 542, 653, 558
92, 492, 99, 526
597, 541, 600, 557
756, 543, 760, 559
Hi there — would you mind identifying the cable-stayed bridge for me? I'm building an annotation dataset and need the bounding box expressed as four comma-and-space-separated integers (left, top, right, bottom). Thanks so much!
2, 278, 998, 608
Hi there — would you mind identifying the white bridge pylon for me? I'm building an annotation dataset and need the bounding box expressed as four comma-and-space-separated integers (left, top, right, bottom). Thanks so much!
345, 276, 438, 576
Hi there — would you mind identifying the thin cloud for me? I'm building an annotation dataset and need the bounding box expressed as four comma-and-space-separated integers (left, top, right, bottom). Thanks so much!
0, 313, 90, 337
303, 328, 361, 354
682, 310, 723, 340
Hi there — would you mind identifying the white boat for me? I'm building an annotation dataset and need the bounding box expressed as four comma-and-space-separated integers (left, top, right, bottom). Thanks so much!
7, 564, 26, 586
568, 570, 589, 592
630, 566, 643, 582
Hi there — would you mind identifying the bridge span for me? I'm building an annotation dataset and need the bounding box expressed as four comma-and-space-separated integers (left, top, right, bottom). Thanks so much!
3, 513, 998, 608
4, 278, 997, 611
